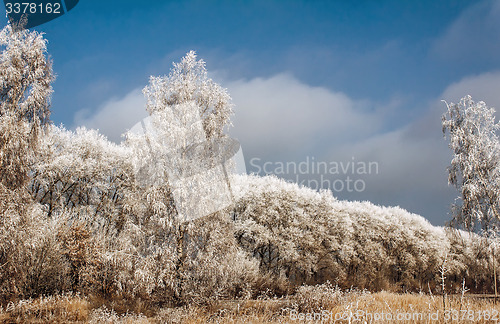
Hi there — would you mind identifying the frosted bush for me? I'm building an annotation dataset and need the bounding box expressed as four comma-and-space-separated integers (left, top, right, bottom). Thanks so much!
292, 281, 342, 313
0, 200, 71, 299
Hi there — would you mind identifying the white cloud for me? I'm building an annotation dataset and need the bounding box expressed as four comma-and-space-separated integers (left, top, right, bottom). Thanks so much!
227, 73, 383, 159
73, 88, 147, 143
328, 124, 455, 225
432, 0, 500, 64
441, 70, 500, 110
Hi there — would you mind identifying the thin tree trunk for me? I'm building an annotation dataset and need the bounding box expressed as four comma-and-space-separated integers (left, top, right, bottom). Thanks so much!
174, 222, 187, 305
494, 244, 498, 304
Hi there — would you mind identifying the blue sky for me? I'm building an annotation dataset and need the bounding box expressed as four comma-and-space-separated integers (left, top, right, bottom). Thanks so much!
2, 0, 500, 225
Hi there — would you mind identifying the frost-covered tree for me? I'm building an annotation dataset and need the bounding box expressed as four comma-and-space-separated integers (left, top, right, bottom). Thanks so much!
442, 96, 500, 233
231, 174, 448, 291
123, 52, 241, 303
0, 24, 67, 300
31, 125, 133, 221
131, 52, 236, 221
0, 24, 53, 190
129, 51, 239, 223
143, 50, 233, 139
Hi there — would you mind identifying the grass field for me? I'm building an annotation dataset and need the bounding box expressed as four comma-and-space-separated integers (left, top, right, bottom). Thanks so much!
2, 289, 500, 323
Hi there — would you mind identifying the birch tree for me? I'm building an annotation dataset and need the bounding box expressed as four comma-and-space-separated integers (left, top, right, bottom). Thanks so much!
125, 51, 240, 303
143, 50, 233, 139
0, 24, 69, 300
0, 24, 54, 190
442, 95, 500, 233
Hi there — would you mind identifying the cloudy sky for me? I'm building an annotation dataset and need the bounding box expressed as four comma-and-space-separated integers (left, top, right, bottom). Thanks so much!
3, 0, 500, 226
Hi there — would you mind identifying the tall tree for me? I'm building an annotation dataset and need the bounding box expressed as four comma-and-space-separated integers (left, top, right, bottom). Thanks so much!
442, 95, 500, 233
127, 51, 237, 303
130, 51, 237, 222
0, 24, 54, 190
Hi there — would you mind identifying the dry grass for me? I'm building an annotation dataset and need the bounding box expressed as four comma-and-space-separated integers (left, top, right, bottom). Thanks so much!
2, 288, 500, 323
0, 293, 89, 323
